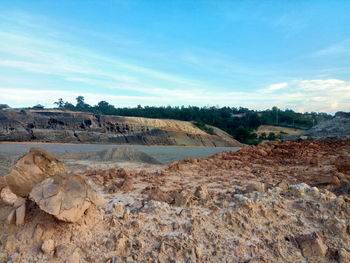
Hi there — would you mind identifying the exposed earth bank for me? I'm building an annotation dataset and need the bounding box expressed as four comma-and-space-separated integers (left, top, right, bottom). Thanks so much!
0, 110, 241, 147
0, 139, 350, 262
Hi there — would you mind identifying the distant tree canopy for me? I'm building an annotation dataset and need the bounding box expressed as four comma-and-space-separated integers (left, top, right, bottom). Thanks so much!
54, 98, 64, 109
53, 96, 332, 144
0, 104, 10, 109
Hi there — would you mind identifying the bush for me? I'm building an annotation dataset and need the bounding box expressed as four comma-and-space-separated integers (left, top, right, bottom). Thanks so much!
267, 132, 276, 140
193, 121, 215, 135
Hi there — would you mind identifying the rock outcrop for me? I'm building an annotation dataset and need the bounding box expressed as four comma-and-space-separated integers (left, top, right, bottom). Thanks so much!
5, 148, 66, 197
30, 174, 103, 222
2, 148, 103, 224
0, 110, 241, 146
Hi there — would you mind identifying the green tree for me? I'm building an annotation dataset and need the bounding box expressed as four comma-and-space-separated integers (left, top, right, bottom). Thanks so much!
268, 132, 276, 140
259, 132, 267, 140
75, 96, 90, 111
54, 98, 65, 109
63, 102, 75, 111
96, 101, 116, 115
235, 126, 251, 142
0, 104, 10, 109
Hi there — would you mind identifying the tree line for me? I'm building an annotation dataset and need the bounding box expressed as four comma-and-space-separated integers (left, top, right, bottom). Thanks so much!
50, 96, 333, 144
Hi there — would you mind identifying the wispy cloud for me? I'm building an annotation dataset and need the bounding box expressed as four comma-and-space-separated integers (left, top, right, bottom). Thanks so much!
260, 82, 288, 93
0, 13, 210, 97
1, 78, 348, 113
312, 39, 350, 57
0, 11, 349, 114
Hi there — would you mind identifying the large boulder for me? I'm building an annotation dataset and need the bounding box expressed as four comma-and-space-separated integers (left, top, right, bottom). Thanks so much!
4, 148, 103, 224
29, 174, 103, 222
5, 148, 66, 197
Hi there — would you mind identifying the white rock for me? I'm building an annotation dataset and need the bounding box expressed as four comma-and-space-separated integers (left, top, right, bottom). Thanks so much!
41, 239, 55, 255
289, 183, 310, 197
306, 187, 320, 197
15, 203, 26, 226
113, 203, 125, 218
0, 187, 18, 205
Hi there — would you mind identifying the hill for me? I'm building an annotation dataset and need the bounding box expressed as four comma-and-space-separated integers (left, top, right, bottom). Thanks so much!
0, 110, 241, 147
49, 96, 333, 144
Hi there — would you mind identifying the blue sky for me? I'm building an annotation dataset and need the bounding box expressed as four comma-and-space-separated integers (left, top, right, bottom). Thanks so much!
0, 0, 349, 113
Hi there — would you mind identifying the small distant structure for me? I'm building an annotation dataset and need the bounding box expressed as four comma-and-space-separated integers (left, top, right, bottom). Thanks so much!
32, 104, 45, 110
232, 113, 246, 118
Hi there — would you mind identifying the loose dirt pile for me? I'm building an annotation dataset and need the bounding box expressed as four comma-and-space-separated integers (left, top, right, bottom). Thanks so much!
293, 116, 350, 140
1, 139, 350, 262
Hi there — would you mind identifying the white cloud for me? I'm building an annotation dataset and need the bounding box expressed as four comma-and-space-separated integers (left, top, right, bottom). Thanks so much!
298, 79, 346, 91
262, 79, 350, 113
260, 82, 288, 93
0, 30, 205, 95
1, 77, 348, 114
0, 12, 349, 114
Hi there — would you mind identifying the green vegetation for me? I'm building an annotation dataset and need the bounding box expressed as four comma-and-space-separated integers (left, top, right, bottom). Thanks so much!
193, 121, 215, 135
0, 104, 9, 109
52, 96, 332, 144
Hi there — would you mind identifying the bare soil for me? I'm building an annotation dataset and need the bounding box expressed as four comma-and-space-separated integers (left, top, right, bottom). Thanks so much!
1, 139, 350, 263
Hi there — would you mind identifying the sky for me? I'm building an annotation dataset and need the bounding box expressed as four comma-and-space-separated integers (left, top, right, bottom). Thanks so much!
0, 0, 349, 113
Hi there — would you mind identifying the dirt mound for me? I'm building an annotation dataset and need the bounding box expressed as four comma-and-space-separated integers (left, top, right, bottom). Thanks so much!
59, 147, 162, 164
1, 182, 350, 262
292, 115, 350, 140
122, 116, 208, 135
1, 140, 350, 262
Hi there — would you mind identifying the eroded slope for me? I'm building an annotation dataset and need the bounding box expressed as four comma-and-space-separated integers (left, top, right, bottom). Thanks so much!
0, 110, 241, 147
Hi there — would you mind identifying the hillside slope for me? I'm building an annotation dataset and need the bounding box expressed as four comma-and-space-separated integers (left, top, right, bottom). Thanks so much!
0, 110, 241, 147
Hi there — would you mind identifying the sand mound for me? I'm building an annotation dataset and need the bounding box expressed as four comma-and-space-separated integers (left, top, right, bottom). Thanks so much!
59, 147, 162, 164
